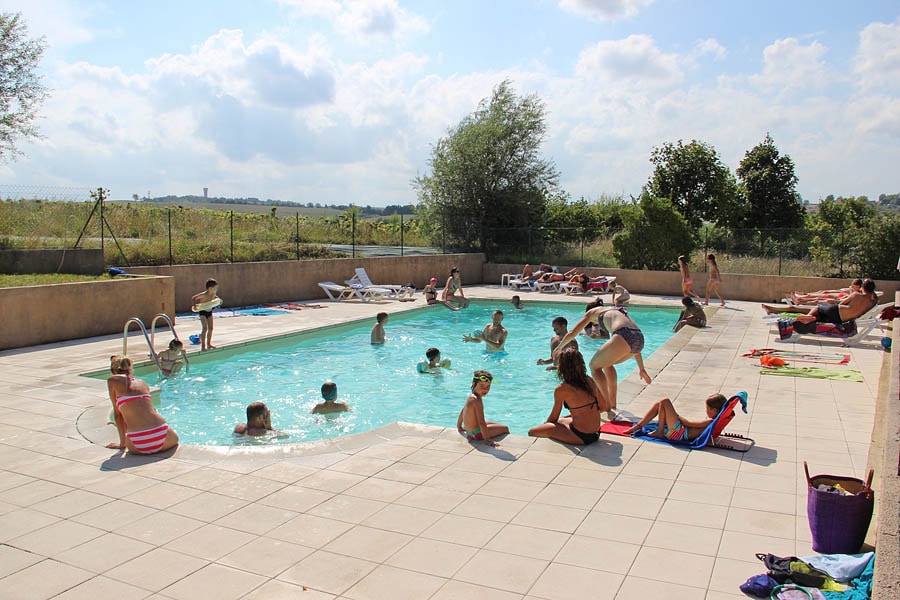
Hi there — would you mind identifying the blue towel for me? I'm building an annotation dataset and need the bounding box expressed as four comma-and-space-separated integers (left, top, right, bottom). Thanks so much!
822, 554, 874, 600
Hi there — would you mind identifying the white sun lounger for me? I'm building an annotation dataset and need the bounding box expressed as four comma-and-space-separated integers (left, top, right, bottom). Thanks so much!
318, 282, 363, 301
346, 267, 403, 297
319, 281, 393, 302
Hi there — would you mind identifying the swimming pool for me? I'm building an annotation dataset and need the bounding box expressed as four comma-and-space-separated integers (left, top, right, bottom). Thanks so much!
155, 301, 680, 445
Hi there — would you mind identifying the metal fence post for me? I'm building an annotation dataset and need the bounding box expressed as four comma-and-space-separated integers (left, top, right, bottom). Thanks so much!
400, 213, 404, 257
296, 212, 300, 260
352, 212, 356, 258
230, 210, 234, 263
167, 207, 173, 266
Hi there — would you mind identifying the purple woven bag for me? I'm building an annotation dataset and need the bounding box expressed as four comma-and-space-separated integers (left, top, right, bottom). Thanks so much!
804, 461, 874, 554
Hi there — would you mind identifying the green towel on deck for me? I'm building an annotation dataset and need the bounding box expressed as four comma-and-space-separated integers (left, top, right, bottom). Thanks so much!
760, 366, 863, 382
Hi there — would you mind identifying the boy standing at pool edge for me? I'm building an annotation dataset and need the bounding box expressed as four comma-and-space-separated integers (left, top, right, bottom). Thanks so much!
457, 370, 508, 446
191, 278, 219, 351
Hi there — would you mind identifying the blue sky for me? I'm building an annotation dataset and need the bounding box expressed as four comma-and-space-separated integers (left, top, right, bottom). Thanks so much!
2, 0, 899, 206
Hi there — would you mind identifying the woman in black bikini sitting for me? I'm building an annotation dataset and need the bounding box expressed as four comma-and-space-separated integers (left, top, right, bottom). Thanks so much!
528, 348, 605, 445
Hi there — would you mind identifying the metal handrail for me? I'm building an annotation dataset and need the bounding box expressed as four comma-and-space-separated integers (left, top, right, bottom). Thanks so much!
122, 317, 163, 372
150, 313, 189, 370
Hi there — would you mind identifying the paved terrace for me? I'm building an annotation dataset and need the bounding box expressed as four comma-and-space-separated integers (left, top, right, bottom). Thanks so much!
0, 287, 889, 600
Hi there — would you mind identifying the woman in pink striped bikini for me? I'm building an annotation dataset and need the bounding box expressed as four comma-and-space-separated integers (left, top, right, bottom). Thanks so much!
107, 355, 179, 454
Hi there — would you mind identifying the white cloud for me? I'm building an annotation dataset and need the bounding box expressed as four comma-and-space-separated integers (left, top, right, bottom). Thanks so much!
575, 34, 683, 88
279, 0, 429, 41
558, 0, 654, 22
855, 20, 900, 92
749, 37, 832, 93
693, 38, 727, 61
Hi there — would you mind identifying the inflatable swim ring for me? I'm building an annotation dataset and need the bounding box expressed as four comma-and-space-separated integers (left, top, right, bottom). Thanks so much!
191, 297, 222, 312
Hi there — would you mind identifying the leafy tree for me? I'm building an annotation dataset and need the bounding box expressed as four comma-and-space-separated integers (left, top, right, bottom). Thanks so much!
413, 80, 559, 258
806, 196, 877, 276
612, 194, 695, 270
0, 12, 48, 160
645, 139, 744, 228
849, 213, 900, 280
735, 134, 804, 230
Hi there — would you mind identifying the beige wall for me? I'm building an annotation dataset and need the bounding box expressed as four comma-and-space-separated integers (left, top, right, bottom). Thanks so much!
0, 276, 174, 350
3, 256, 897, 350
128, 254, 486, 312
485, 263, 900, 302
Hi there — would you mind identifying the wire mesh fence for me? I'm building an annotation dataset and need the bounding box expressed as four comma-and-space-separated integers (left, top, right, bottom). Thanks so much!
0, 186, 888, 277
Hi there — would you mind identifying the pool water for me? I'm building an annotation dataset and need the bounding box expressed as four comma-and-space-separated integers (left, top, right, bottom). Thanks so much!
157, 301, 679, 445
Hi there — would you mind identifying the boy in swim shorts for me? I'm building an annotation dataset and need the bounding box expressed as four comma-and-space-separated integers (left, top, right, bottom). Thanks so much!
191, 278, 219, 351
456, 370, 508, 447
417, 347, 448, 374
624, 393, 727, 441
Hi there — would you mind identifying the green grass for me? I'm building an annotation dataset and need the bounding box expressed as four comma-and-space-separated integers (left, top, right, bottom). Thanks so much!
0, 273, 116, 288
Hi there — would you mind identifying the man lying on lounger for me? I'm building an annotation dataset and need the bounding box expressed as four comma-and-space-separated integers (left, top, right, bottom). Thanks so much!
762, 278, 877, 322
767, 279, 877, 332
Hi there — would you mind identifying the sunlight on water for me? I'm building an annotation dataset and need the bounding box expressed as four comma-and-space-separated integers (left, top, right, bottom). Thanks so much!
157, 301, 679, 445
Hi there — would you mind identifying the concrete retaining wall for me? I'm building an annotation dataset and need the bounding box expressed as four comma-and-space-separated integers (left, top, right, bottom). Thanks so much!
0, 276, 174, 351
0, 249, 105, 275
127, 254, 485, 313
485, 264, 900, 302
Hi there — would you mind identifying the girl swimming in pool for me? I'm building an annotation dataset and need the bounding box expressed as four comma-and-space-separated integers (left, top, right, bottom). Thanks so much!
552, 299, 651, 415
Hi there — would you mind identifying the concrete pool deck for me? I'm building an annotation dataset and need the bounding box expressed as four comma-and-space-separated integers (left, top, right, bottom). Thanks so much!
0, 287, 889, 599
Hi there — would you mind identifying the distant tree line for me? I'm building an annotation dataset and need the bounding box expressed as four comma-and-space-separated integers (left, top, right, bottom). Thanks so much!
139, 194, 416, 217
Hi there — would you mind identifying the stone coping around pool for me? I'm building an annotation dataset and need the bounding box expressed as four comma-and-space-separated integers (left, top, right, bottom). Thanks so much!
75, 298, 711, 455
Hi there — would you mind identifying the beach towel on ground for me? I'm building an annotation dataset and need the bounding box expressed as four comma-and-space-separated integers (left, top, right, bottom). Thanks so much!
821, 554, 874, 600
800, 553, 873, 584
778, 319, 858, 341
742, 348, 850, 365
760, 366, 863, 382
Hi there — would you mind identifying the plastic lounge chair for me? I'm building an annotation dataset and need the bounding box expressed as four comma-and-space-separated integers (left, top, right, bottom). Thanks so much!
536, 280, 563, 293
346, 267, 403, 297
585, 276, 616, 294
318, 282, 363, 301
629, 391, 755, 452
774, 302, 892, 347
507, 277, 537, 291
559, 282, 587, 295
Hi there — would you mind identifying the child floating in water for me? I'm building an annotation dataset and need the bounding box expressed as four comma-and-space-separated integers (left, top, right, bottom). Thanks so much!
456, 370, 508, 447
510, 295, 523, 309
624, 393, 726, 441
417, 347, 450, 374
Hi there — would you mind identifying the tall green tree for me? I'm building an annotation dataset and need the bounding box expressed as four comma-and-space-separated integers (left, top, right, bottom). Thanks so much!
735, 134, 804, 230
612, 193, 695, 270
849, 213, 900, 280
0, 13, 48, 161
645, 139, 744, 228
413, 80, 559, 258
807, 196, 877, 276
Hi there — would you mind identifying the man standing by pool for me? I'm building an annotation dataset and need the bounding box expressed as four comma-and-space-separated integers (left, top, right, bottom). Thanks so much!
463, 309, 508, 353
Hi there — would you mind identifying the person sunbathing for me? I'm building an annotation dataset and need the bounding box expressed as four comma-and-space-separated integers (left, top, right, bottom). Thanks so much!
794, 279, 877, 326
787, 278, 861, 305
763, 279, 877, 322
624, 393, 726, 440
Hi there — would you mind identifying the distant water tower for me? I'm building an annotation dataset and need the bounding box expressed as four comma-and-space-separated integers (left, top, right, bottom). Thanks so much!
203, 187, 208, 198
